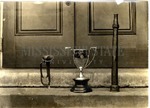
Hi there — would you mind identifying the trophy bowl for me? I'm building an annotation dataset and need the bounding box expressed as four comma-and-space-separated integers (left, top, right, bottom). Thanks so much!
65, 47, 97, 93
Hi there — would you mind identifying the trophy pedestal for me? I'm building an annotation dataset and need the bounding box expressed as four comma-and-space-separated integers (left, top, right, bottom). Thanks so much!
70, 78, 92, 93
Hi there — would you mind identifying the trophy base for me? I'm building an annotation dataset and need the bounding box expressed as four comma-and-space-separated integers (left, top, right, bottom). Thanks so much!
70, 78, 92, 93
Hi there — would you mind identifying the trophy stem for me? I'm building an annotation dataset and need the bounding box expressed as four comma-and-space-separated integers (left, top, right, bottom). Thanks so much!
79, 66, 84, 78
79, 71, 83, 78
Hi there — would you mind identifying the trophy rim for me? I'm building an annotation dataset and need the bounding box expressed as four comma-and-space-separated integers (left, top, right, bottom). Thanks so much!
74, 77, 89, 81
73, 49, 88, 51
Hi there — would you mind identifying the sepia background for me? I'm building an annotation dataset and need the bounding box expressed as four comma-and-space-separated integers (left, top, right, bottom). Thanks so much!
0, 1, 148, 107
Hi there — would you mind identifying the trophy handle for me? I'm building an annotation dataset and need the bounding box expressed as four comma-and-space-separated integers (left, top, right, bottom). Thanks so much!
85, 47, 97, 68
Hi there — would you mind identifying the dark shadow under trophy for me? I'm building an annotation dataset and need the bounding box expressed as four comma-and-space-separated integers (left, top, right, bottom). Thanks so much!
65, 47, 97, 93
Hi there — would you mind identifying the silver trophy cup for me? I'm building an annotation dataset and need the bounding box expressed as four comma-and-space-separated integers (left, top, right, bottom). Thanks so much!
65, 47, 97, 93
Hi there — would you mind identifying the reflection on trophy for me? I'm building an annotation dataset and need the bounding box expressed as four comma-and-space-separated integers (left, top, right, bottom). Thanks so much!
65, 47, 97, 93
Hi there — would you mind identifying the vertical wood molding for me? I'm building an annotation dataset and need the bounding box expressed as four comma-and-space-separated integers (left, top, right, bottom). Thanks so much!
0, 2, 3, 68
